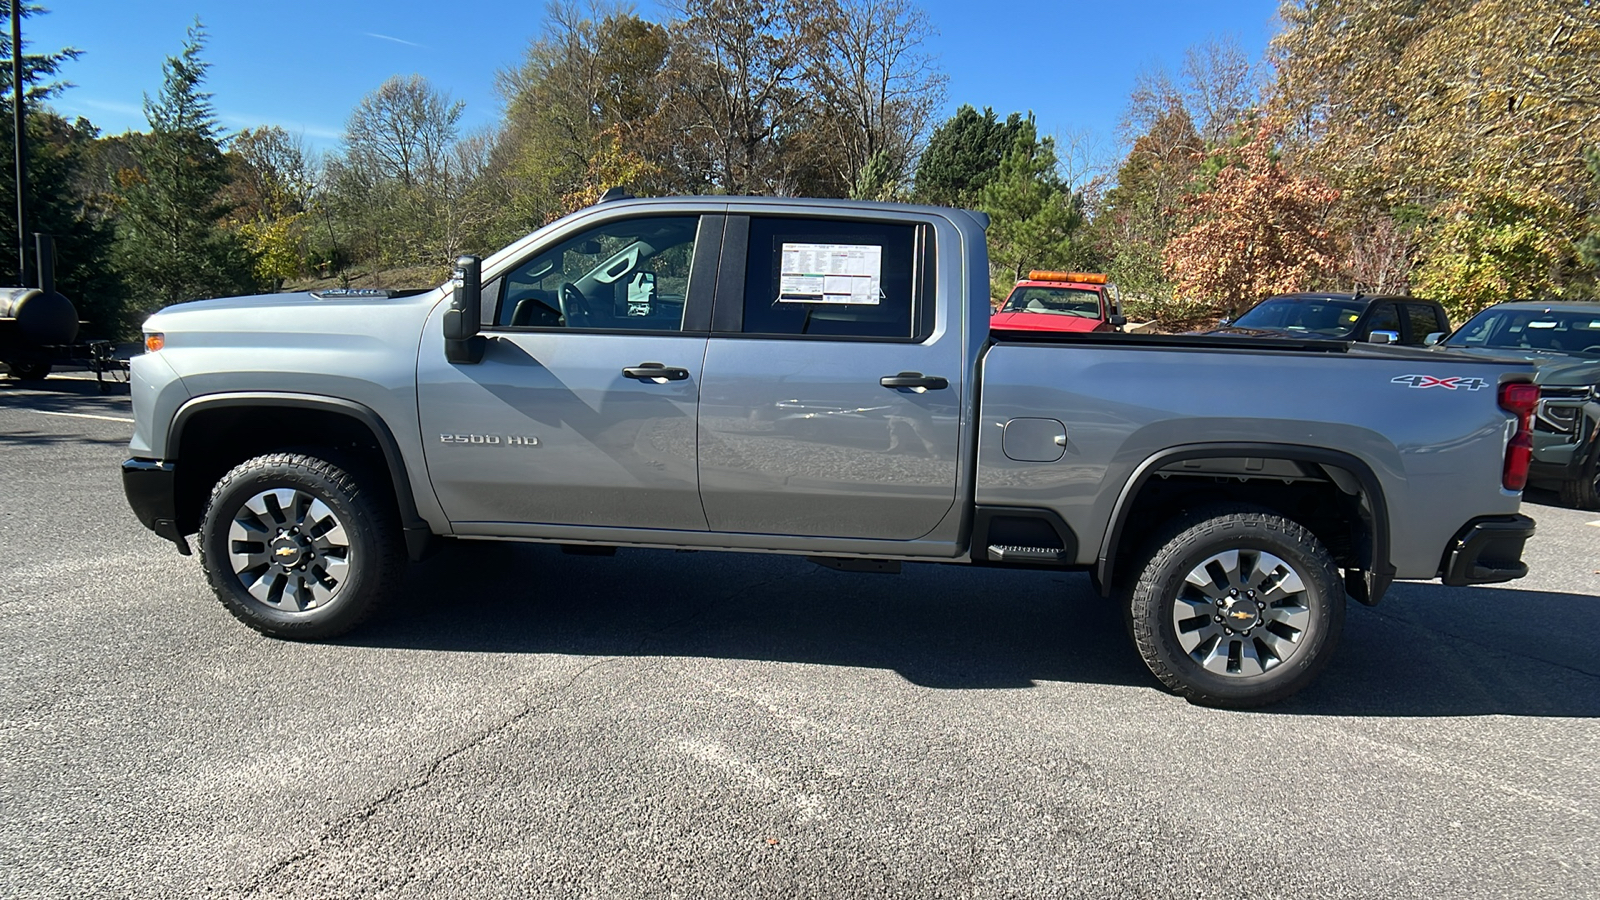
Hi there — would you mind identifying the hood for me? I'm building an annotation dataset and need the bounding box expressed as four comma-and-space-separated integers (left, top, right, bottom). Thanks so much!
990, 311, 1106, 333
158, 287, 434, 315
1439, 345, 1600, 387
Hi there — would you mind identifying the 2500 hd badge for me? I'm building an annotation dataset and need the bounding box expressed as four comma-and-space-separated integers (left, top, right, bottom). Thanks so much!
439, 433, 540, 446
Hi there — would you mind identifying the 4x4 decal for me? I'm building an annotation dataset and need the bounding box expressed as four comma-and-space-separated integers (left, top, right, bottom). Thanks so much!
1391, 374, 1491, 391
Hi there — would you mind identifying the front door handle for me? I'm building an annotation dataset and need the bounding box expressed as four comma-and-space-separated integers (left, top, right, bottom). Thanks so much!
623, 362, 690, 382
879, 371, 949, 391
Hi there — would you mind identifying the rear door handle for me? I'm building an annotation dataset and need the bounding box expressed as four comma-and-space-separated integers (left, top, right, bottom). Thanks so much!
623, 362, 690, 382
879, 372, 949, 391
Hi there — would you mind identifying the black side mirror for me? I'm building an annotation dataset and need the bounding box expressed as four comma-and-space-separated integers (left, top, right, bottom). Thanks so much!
445, 254, 485, 364
1109, 314, 1128, 329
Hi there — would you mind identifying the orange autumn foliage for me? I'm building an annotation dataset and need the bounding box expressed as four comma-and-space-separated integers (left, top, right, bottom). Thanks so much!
1165, 126, 1339, 308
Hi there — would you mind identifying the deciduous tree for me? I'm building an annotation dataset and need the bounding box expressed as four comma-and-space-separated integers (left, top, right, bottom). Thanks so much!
1413, 184, 1574, 317
1095, 77, 1202, 307
331, 74, 468, 270
809, 0, 945, 194
669, 0, 829, 195
225, 126, 316, 289
491, 5, 672, 234
1165, 125, 1338, 309
1271, 0, 1600, 303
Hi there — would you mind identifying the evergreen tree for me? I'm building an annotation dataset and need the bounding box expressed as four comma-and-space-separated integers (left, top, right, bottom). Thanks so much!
979, 119, 1085, 297
113, 21, 255, 314
0, 0, 80, 104
850, 148, 902, 201
0, 2, 124, 336
912, 105, 1025, 208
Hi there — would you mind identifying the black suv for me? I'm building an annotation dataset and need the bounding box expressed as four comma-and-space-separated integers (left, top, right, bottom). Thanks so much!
1439, 301, 1600, 509
1205, 293, 1452, 346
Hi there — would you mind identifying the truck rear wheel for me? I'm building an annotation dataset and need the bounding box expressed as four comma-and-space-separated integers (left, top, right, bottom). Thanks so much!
1127, 506, 1345, 708
199, 452, 402, 640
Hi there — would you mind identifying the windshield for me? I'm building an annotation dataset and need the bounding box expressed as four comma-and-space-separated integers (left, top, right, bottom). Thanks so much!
1445, 307, 1600, 357
1230, 296, 1366, 338
999, 286, 1103, 317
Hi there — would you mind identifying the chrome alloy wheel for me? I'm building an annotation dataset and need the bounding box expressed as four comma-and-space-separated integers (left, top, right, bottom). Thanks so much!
227, 488, 352, 612
1171, 549, 1312, 677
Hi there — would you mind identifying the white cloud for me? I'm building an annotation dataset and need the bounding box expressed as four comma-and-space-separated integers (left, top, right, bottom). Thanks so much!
219, 112, 344, 147
74, 97, 145, 117
363, 32, 425, 49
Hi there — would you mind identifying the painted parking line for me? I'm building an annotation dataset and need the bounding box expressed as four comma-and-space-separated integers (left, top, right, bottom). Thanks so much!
25, 409, 135, 424
1588, 520, 1600, 528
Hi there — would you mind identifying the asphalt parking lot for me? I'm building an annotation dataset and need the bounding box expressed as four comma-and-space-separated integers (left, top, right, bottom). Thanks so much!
2, 373, 1597, 899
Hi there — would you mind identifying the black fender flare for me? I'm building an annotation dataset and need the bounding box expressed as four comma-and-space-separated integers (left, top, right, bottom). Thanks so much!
169, 392, 435, 560
1095, 442, 1394, 604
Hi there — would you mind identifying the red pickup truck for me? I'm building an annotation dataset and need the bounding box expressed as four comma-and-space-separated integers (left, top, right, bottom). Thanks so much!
990, 271, 1126, 333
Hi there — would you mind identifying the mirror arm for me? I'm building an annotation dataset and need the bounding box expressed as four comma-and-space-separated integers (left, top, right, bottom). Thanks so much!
445, 254, 486, 365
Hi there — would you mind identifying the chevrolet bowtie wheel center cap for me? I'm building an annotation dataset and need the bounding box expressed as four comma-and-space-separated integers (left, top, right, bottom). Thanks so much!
270, 537, 306, 569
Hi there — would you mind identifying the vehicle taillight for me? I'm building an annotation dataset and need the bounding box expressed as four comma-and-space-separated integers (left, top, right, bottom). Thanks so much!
144, 332, 165, 353
1498, 382, 1538, 491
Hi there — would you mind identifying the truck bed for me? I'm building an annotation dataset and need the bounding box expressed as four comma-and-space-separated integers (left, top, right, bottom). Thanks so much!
975, 333, 1530, 579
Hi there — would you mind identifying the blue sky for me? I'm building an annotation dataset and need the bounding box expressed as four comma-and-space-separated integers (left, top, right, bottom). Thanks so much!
29, 0, 1281, 166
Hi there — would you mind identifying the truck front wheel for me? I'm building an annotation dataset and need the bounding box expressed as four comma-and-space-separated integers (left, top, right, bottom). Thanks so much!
1557, 446, 1600, 510
199, 452, 402, 640
1127, 506, 1345, 708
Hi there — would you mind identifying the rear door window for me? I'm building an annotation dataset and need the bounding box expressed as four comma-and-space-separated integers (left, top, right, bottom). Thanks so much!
729, 217, 928, 340
1404, 303, 1446, 343
1366, 302, 1401, 339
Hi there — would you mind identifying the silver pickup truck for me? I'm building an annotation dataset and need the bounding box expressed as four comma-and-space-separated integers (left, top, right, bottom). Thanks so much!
122, 195, 1537, 707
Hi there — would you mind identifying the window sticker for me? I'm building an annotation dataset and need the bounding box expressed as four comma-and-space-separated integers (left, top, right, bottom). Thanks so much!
777, 242, 883, 305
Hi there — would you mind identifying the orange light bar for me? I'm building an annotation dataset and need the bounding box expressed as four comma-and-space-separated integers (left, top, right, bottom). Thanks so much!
1027, 270, 1108, 285
144, 332, 165, 353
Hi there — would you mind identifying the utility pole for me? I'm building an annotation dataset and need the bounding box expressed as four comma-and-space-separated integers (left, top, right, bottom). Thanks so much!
10, 0, 28, 287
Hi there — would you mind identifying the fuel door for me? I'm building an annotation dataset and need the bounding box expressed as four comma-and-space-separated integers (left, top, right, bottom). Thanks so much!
1002, 417, 1067, 462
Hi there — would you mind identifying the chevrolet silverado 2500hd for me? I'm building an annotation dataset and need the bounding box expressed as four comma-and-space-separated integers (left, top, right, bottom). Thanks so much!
123, 195, 1538, 707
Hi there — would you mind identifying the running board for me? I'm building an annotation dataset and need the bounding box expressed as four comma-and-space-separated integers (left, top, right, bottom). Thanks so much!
987, 544, 1069, 564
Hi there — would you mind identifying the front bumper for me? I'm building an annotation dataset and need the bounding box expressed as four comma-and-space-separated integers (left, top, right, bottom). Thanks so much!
122, 458, 190, 555
1529, 400, 1598, 486
1439, 514, 1535, 586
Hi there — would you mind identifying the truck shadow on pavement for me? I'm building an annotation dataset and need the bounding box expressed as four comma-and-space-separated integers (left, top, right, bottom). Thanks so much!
350, 540, 1600, 718
0, 374, 131, 398
360, 540, 1152, 692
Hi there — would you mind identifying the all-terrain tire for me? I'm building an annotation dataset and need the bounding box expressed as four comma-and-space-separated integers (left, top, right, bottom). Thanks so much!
1128, 505, 1345, 709
199, 452, 403, 640
1557, 447, 1600, 510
